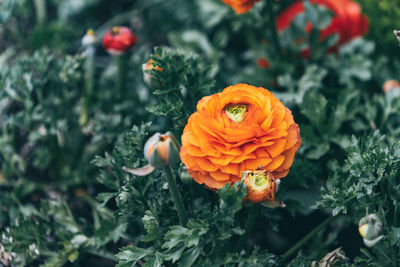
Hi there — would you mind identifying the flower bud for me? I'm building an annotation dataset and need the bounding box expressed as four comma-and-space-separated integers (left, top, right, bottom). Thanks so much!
142, 58, 163, 85
383, 80, 400, 93
102, 26, 137, 55
178, 164, 193, 184
358, 213, 383, 247
257, 58, 270, 69
144, 132, 180, 169
242, 170, 278, 203
81, 29, 97, 47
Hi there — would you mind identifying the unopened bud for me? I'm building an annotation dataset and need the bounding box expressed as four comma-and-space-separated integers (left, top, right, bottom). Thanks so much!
358, 213, 383, 247
383, 80, 400, 93
82, 29, 97, 47
144, 132, 180, 169
102, 26, 137, 55
178, 164, 193, 184
257, 57, 270, 69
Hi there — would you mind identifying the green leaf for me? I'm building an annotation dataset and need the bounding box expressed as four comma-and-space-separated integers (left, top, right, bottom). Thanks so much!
300, 91, 327, 130
141, 210, 161, 242
178, 246, 202, 267
117, 246, 154, 265
143, 252, 163, 267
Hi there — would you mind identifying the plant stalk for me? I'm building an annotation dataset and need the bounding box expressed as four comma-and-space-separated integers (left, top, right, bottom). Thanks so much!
80, 46, 95, 126
163, 165, 188, 226
86, 248, 118, 262
33, 0, 46, 27
266, 0, 281, 58
235, 204, 259, 252
115, 54, 127, 97
280, 215, 336, 263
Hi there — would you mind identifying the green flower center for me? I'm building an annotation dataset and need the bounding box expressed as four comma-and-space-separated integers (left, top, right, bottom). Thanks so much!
251, 172, 269, 190
224, 104, 247, 123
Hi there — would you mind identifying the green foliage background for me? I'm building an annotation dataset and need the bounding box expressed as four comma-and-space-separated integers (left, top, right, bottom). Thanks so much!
0, 0, 400, 266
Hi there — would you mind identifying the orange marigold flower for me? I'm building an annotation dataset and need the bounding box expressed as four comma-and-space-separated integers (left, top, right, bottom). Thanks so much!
242, 170, 278, 203
383, 80, 400, 93
180, 83, 301, 190
222, 0, 261, 14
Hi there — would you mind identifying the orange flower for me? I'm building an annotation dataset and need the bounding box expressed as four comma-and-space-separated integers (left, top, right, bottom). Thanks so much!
242, 170, 278, 203
222, 0, 261, 14
383, 80, 400, 93
180, 83, 301, 190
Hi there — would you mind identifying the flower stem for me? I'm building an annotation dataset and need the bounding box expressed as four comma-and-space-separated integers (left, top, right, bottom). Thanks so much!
80, 46, 95, 126
115, 54, 127, 96
235, 204, 259, 252
163, 165, 188, 226
33, 0, 46, 27
86, 248, 118, 262
266, 0, 281, 58
280, 215, 336, 263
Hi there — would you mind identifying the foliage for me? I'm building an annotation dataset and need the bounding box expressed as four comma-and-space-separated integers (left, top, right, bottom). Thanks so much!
0, 0, 400, 266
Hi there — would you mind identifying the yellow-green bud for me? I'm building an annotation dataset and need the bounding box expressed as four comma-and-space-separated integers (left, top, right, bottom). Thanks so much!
358, 213, 383, 247
81, 29, 97, 47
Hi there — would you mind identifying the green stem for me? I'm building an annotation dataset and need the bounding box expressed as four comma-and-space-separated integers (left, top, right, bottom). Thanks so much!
80, 47, 95, 126
235, 205, 259, 252
79, 97, 89, 126
33, 0, 46, 27
280, 215, 336, 263
85, 48, 95, 99
266, 0, 281, 58
86, 248, 118, 262
115, 54, 127, 96
163, 165, 188, 226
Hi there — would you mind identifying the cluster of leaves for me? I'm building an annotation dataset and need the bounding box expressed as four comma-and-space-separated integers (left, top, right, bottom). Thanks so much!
316, 132, 400, 266
145, 47, 216, 130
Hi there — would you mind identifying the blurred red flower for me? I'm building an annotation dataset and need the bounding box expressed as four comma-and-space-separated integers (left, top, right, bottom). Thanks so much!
276, 0, 369, 54
257, 58, 270, 69
102, 26, 137, 55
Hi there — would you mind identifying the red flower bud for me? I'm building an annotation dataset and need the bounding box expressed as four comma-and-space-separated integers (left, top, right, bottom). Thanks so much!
257, 58, 270, 69
102, 26, 137, 55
